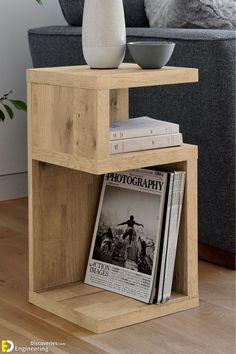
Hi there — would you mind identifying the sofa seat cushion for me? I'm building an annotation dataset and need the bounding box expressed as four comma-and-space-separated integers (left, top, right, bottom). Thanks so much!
28, 26, 236, 67
29, 25, 236, 40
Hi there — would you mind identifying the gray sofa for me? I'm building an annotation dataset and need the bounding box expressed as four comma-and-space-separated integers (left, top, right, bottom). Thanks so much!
28, 0, 236, 267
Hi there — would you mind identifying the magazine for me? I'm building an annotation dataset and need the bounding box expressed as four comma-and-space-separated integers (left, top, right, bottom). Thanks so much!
84, 169, 168, 303
161, 172, 186, 302
155, 171, 185, 303
155, 172, 174, 304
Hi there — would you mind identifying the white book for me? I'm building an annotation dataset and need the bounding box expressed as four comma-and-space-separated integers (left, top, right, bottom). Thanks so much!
156, 172, 174, 304
109, 133, 183, 154
110, 117, 179, 141
162, 172, 185, 303
84, 169, 169, 303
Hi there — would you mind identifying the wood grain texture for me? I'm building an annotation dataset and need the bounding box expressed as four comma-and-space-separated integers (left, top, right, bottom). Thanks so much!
173, 158, 198, 298
30, 289, 198, 334
110, 89, 129, 120
30, 85, 128, 162
0, 199, 235, 353
27, 149, 199, 332
83, 300, 235, 354
27, 64, 199, 333
31, 84, 74, 154
73, 88, 110, 160
30, 162, 103, 291
27, 82, 34, 293
27, 64, 198, 90
198, 261, 235, 311
31, 144, 198, 175
0, 301, 106, 354
28, 65, 198, 165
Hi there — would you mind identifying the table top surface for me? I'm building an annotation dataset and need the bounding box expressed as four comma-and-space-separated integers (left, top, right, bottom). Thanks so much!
27, 63, 198, 90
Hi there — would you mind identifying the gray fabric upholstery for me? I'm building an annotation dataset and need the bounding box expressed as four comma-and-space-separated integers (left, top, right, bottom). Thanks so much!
59, 0, 149, 27
29, 25, 236, 40
59, 0, 84, 27
145, 0, 236, 30
28, 26, 236, 254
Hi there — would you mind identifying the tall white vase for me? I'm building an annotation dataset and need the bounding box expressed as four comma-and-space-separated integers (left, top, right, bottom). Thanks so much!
82, 0, 126, 69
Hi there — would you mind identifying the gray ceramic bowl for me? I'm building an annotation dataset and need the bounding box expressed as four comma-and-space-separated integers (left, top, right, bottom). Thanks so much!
127, 41, 175, 69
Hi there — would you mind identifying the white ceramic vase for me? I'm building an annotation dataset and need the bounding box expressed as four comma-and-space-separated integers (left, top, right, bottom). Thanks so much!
82, 0, 126, 69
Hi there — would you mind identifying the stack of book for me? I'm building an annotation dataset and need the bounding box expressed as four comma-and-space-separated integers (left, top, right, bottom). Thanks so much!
109, 117, 183, 154
85, 168, 185, 304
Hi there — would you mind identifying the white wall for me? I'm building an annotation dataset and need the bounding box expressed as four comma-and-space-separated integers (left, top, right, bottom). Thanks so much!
0, 0, 66, 200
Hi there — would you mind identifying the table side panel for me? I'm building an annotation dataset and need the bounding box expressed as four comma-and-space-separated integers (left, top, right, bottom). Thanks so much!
31, 84, 74, 154
169, 158, 198, 298
31, 162, 103, 291
110, 89, 129, 121
73, 88, 110, 160
30, 84, 130, 161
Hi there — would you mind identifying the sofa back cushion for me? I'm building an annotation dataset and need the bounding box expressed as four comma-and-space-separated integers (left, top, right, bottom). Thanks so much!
59, 0, 149, 27
145, 0, 236, 30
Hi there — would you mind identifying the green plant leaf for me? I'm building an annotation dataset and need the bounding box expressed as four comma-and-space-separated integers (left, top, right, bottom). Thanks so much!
2, 90, 12, 99
0, 91, 27, 122
9, 100, 27, 112
36, 0, 42, 4
3, 103, 14, 119
0, 109, 5, 122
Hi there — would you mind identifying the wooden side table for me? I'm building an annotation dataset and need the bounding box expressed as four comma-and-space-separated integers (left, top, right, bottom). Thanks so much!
27, 63, 199, 333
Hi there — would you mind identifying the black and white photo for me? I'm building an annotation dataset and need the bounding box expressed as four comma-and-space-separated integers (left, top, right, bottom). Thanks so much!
85, 169, 168, 303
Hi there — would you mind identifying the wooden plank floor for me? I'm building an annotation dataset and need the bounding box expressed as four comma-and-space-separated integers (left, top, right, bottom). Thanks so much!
0, 198, 235, 354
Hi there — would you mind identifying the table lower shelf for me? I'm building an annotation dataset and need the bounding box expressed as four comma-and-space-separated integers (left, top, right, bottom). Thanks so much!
32, 144, 198, 175
29, 282, 199, 333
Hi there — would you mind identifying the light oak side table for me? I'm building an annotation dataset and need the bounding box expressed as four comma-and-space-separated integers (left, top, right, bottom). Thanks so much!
27, 63, 199, 333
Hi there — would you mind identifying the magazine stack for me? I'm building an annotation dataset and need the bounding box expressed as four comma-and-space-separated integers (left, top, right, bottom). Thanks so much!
109, 117, 183, 154
85, 168, 185, 304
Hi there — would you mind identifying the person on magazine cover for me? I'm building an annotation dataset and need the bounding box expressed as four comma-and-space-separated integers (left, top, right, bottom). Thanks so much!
101, 227, 114, 252
117, 215, 144, 244
125, 232, 139, 271
138, 236, 153, 274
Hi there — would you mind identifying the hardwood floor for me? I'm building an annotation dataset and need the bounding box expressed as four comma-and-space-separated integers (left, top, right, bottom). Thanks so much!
0, 198, 235, 354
